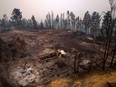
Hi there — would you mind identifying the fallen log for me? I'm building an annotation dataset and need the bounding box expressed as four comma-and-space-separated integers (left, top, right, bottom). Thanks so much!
107, 81, 113, 87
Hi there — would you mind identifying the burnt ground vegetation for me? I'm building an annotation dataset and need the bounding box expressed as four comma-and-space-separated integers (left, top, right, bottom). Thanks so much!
0, 29, 115, 87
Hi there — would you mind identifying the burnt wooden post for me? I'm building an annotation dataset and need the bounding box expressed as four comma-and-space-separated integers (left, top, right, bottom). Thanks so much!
73, 50, 83, 74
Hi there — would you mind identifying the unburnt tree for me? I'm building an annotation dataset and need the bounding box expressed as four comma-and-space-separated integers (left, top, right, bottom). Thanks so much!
11, 8, 22, 29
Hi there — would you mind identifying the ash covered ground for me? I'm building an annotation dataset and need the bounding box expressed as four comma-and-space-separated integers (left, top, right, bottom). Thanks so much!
0, 30, 115, 87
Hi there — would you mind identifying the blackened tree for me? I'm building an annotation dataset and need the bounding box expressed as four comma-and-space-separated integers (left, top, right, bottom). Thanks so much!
31, 15, 37, 29
99, 11, 113, 71
67, 11, 70, 29
1, 18, 5, 29
0, 19, 1, 27
70, 12, 75, 30
61, 13, 65, 29
109, 0, 116, 67
40, 20, 43, 29
1, 14, 9, 29
55, 14, 59, 29
83, 11, 91, 34
91, 12, 101, 42
51, 11, 54, 29
45, 13, 51, 29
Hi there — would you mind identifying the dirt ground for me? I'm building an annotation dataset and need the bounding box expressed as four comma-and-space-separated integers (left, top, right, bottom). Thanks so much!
0, 29, 115, 87
36, 70, 116, 87
0, 29, 98, 59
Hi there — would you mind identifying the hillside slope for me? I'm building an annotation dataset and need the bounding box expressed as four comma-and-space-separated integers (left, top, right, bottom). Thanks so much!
0, 29, 98, 59
0, 30, 115, 87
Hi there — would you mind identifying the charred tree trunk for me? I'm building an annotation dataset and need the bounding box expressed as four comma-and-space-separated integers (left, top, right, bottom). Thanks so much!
74, 52, 78, 73
107, 81, 113, 87
110, 43, 116, 67
110, 52, 115, 67
73, 51, 82, 73
103, 59, 107, 71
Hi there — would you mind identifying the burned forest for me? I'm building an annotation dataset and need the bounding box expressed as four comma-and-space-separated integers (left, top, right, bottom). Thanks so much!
0, 0, 116, 87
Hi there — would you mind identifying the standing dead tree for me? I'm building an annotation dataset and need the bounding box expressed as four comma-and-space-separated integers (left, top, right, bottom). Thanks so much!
98, 0, 116, 71
99, 11, 113, 71
73, 50, 83, 74
109, 0, 116, 67
110, 42, 116, 67
73, 50, 78, 73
